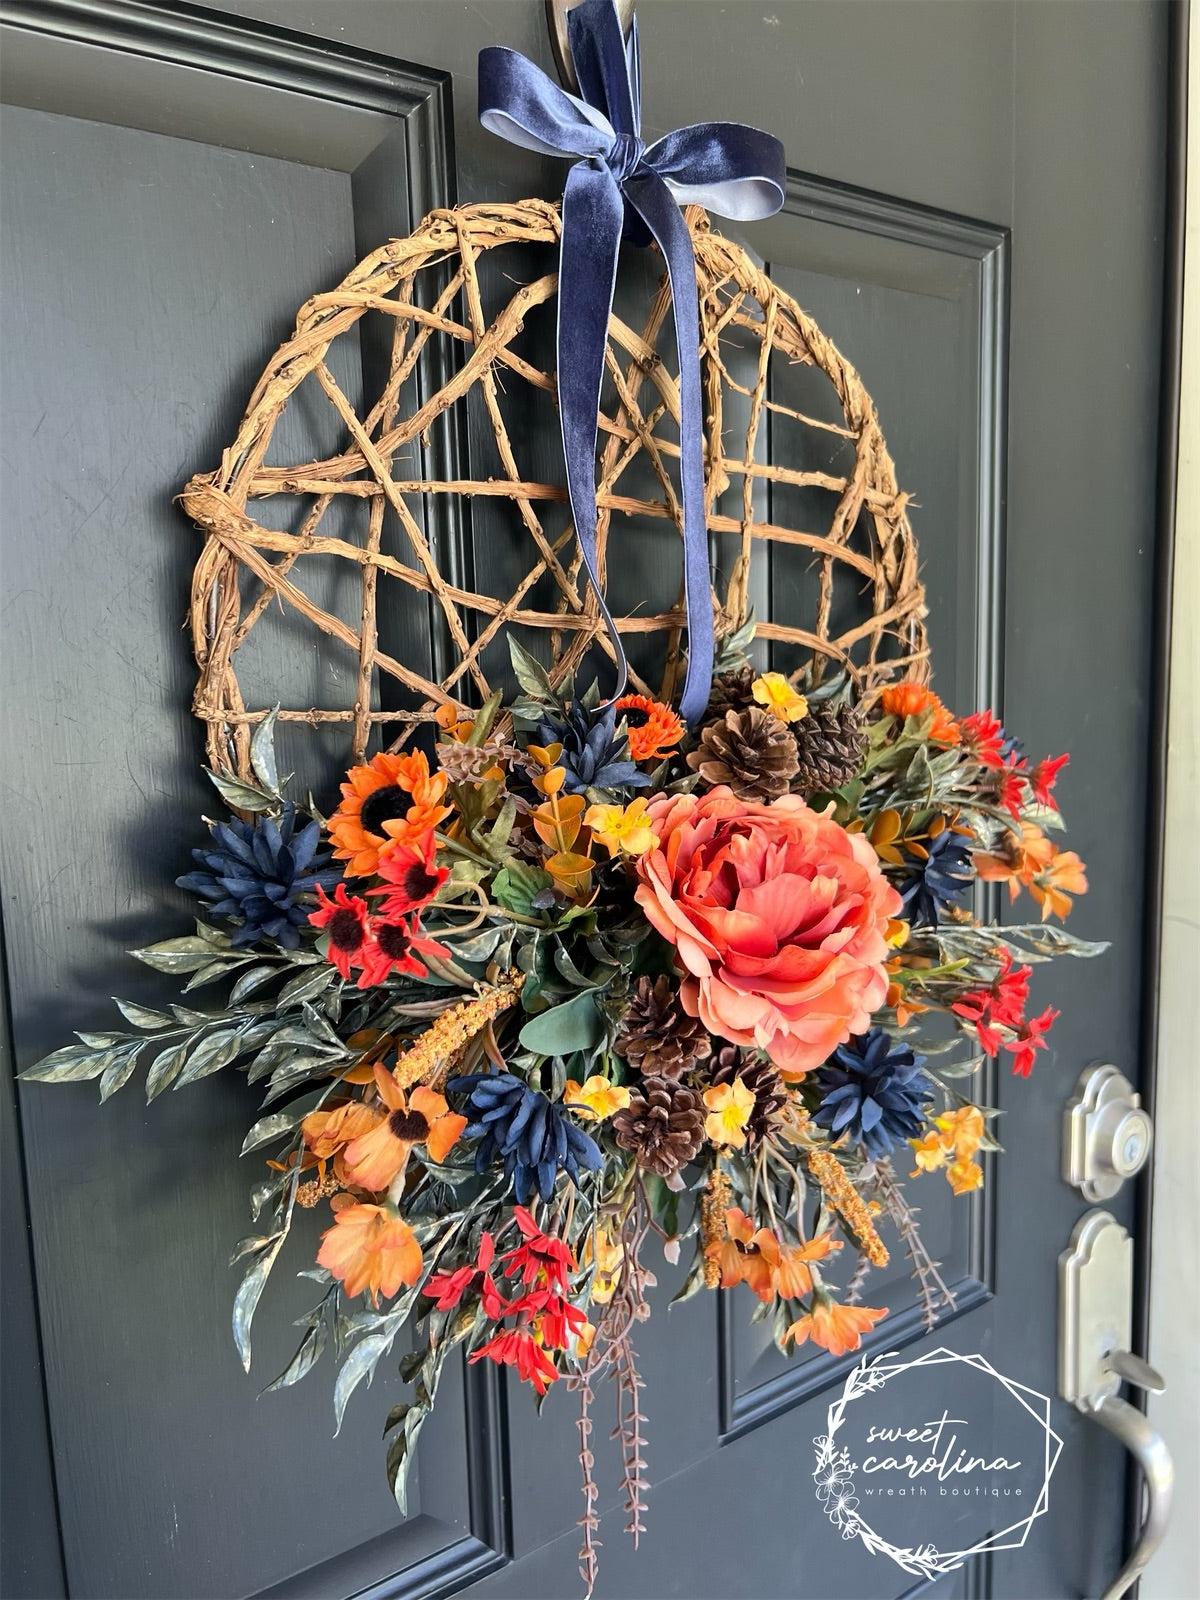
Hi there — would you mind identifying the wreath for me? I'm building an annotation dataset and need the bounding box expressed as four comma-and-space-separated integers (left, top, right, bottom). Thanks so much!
24, 4, 1103, 1593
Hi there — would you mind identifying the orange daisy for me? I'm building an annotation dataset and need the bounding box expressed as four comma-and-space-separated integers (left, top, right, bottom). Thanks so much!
879, 681, 960, 745
316, 1199, 422, 1304
328, 750, 443, 877
300, 1100, 382, 1166
784, 1293, 888, 1357
615, 694, 685, 763
340, 1062, 467, 1191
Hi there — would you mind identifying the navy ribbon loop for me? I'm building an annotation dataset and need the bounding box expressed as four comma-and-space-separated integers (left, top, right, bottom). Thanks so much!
478, 0, 785, 724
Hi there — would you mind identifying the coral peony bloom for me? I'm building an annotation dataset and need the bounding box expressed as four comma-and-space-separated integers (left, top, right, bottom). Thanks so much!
316, 1201, 422, 1304
634, 788, 901, 1077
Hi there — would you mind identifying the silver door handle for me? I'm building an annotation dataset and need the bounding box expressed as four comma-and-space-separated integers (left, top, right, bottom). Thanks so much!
1060, 1210, 1175, 1600
1088, 1374, 1174, 1600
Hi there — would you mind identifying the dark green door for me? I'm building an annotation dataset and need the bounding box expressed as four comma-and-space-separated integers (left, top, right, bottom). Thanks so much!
1, 3, 1169, 1597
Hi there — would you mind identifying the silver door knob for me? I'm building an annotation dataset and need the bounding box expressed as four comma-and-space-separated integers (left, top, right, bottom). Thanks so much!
1063, 1064, 1153, 1200
1059, 1210, 1174, 1600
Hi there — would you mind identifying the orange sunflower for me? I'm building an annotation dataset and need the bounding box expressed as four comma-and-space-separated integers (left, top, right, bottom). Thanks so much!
327, 750, 448, 877
615, 694, 685, 763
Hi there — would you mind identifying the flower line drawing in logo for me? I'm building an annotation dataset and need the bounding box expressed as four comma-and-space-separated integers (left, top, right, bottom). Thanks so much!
813, 1354, 944, 1577
812, 1347, 1062, 1581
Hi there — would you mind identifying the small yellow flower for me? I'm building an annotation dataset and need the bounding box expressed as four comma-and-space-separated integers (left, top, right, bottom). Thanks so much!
703, 1076, 756, 1148
909, 1130, 949, 1175
886, 918, 910, 949
751, 672, 808, 724
580, 1218, 624, 1304
936, 1104, 984, 1160
564, 1076, 632, 1120
584, 797, 660, 857
947, 1157, 984, 1195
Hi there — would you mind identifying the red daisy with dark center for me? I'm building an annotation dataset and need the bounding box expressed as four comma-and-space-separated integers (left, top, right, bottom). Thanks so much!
308, 883, 370, 980
372, 830, 450, 919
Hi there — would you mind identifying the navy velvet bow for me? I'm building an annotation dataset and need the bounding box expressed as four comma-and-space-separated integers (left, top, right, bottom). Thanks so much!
478, 0, 786, 723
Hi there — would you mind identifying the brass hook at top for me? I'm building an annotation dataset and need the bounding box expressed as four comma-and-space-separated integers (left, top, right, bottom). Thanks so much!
545, 0, 636, 93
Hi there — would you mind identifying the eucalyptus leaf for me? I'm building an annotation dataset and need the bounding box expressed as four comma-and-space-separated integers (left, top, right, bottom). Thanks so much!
230, 965, 280, 1004
184, 958, 249, 992
205, 769, 276, 813
276, 965, 337, 1010
518, 990, 604, 1056
333, 1331, 396, 1434
250, 707, 281, 794
174, 1025, 249, 1089
145, 1039, 191, 1100
170, 1003, 213, 1026
20, 1043, 109, 1084
113, 1000, 174, 1030
507, 636, 554, 701
232, 1233, 286, 1371
99, 1046, 143, 1103
241, 1109, 307, 1156
262, 1321, 328, 1393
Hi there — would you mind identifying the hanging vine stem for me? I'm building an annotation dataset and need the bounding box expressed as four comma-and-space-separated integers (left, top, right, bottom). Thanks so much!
566, 1177, 655, 1596
871, 1158, 957, 1331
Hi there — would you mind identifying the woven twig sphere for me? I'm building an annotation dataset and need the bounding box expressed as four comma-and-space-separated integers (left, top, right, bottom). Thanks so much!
181, 200, 927, 778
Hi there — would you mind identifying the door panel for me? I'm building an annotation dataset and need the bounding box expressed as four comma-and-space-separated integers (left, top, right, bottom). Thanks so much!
0, 8, 504, 1598
1, 3, 1168, 1599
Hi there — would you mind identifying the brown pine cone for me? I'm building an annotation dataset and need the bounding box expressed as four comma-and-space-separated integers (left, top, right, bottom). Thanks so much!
617, 975, 712, 1078
705, 664, 757, 719
687, 706, 799, 801
612, 1075, 705, 1176
792, 702, 868, 793
704, 1045, 788, 1148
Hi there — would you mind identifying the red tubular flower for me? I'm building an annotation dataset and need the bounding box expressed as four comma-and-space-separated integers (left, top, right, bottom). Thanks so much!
995, 754, 1029, 821
1030, 753, 1070, 807
1006, 1005, 1059, 1077
510, 1287, 589, 1351
503, 1206, 575, 1292
424, 1233, 505, 1318
951, 950, 1032, 1058
371, 829, 449, 919
309, 883, 370, 980
959, 710, 1006, 769
469, 1327, 558, 1395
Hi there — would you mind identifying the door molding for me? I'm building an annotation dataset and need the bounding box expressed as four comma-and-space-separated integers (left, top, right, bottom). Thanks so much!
719, 171, 1009, 1444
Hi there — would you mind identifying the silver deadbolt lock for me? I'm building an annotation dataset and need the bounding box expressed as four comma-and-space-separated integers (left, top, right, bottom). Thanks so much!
1063, 1064, 1152, 1201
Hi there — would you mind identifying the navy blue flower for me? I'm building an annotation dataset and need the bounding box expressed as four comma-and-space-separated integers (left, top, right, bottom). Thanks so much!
813, 1028, 932, 1159
899, 827, 974, 927
177, 803, 341, 949
448, 1073, 603, 1204
537, 702, 648, 794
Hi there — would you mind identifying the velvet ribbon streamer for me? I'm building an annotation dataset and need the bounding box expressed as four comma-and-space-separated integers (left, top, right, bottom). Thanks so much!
478, 0, 786, 723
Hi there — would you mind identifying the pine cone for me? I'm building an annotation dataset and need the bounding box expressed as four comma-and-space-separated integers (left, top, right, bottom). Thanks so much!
612, 1075, 705, 1176
617, 975, 712, 1078
704, 1046, 788, 1148
706, 664, 757, 719
687, 707, 799, 801
792, 702, 868, 793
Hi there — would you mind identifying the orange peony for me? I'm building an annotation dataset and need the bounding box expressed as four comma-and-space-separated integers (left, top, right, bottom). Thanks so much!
634, 788, 901, 1078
